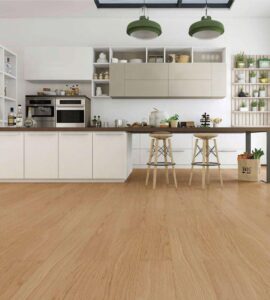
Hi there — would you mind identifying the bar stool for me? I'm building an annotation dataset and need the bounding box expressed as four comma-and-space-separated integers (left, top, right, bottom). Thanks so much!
145, 132, 178, 189
189, 134, 223, 189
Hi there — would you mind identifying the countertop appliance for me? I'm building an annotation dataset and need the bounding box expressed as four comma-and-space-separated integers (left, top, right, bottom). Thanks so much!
56, 96, 90, 128
25, 96, 56, 128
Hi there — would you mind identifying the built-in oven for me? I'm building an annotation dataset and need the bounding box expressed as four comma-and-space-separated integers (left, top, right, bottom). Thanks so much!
56, 97, 90, 128
25, 96, 56, 127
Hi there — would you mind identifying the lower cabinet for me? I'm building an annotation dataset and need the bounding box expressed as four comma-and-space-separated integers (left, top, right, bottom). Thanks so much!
0, 132, 24, 179
93, 132, 129, 179
59, 132, 92, 179
25, 132, 58, 179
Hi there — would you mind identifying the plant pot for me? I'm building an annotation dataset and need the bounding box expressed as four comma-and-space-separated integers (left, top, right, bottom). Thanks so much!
259, 106, 265, 112
237, 62, 245, 68
253, 92, 259, 97
213, 123, 220, 128
248, 63, 254, 68
240, 107, 248, 112
259, 90, 266, 97
170, 120, 179, 128
251, 107, 258, 112
250, 77, 256, 84
260, 78, 268, 84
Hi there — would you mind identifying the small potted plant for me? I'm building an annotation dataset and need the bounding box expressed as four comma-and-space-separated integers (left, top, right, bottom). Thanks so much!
247, 57, 255, 68
251, 100, 258, 112
240, 101, 248, 112
253, 89, 259, 97
235, 52, 245, 68
168, 114, 179, 128
210, 118, 222, 128
249, 71, 257, 83
237, 72, 245, 83
258, 99, 266, 111
259, 86, 266, 97
259, 72, 268, 83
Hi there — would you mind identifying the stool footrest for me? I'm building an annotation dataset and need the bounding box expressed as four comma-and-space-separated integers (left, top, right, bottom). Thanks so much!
147, 162, 176, 167
192, 162, 221, 167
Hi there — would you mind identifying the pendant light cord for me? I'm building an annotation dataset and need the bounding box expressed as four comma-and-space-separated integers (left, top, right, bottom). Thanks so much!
205, 0, 208, 17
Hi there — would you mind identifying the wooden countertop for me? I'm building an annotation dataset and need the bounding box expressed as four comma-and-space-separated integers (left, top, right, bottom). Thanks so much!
0, 126, 269, 133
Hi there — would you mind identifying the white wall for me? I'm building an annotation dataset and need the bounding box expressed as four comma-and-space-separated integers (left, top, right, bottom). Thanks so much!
0, 17, 270, 126
0, 16, 269, 125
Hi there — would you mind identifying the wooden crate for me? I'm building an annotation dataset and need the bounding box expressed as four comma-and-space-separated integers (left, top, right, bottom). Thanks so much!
238, 159, 261, 182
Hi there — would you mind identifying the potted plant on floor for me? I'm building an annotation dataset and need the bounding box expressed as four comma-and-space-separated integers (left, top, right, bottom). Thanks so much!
168, 114, 179, 128
249, 71, 257, 83
247, 57, 255, 68
235, 52, 246, 68
240, 101, 248, 112
259, 86, 266, 97
258, 99, 266, 111
238, 148, 264, 182
251, 100, 258, 112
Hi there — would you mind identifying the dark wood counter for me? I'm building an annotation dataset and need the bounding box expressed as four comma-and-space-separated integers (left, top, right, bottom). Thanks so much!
0, 126, 270, 133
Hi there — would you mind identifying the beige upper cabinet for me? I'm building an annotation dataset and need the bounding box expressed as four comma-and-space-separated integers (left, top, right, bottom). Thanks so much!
211, 63, 227, 98
125, 80, 168, 97
125, 64, 169, 80
109, 64, 125, 97
169, 80, 211, 97
169, 63, 211, 80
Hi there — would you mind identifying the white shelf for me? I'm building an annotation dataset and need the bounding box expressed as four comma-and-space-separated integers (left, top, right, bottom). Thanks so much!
232, 111, 270, 113
233, 97, 270, 99
92, 96, 111, 99
93, 63, 110, 67
4, 96, 16, 102
233, 68, 270, 71
233, 83, 270, 85
93, 80, 110, 84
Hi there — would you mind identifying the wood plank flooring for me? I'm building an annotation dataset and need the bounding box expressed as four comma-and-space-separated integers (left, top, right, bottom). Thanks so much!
1, 169, 270, 300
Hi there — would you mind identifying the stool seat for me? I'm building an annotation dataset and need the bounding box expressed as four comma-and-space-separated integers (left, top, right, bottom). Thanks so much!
194, 133, 217, 140
150, 132, 172, 139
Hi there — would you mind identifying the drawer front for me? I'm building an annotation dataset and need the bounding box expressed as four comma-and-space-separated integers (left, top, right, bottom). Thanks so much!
169, 63, 211, 80
125, 64, 169, 80
125, 80, 168, 97
169, 80, 211, 97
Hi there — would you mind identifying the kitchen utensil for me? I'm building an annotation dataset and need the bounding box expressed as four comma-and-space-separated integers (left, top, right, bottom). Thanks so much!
129, 58, 143, 63
96, 87, 102, 97
115, 119, 127, 127
112, 58, 119, 63
149, 108, 168, 127
120, 59, 128, 63
177, 55, 190, 63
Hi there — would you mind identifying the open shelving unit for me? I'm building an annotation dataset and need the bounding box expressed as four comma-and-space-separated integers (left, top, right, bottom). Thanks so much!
0, 45, 17, 125
232, 54, 270, 127
91, 47, 226, 98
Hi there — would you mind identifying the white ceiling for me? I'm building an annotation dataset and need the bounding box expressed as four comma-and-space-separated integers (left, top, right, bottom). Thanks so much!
0, 0, 270, 18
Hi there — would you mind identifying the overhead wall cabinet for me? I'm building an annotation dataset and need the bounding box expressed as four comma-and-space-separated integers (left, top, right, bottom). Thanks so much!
0, 45, 17, 126
94, 47, 227, 99
24, 47, 93, 81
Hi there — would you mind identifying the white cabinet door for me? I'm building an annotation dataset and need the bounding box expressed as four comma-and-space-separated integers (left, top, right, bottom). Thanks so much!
59, 132, 92, 179
24, 47, 93, 81
93, 132, 128, 179
25, 132, 58, 179
0, 132, 24, 179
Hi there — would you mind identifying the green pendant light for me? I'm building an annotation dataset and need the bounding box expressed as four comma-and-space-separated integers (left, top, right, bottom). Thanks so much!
189, 0, 224, 39
127, 6, 162, 40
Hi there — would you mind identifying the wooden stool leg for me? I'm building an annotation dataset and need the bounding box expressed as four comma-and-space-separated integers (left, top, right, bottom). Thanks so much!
163, 139, 169, 184
189, 139, 199, 186
168, 138, 177, 188
153, 138, 159, 189
146, 138, 154, 186
214, 139, 223, 187
206, 139, 210, 185
202, 140, 206, 189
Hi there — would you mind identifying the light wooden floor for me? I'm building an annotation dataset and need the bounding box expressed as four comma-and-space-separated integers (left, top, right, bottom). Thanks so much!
1, 169, 270, 300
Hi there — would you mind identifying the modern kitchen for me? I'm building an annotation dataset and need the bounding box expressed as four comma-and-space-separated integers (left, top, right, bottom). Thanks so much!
0, 1, 270, 299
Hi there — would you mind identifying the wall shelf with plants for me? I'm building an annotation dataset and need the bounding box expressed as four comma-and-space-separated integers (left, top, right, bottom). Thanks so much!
232, 53, 270, 127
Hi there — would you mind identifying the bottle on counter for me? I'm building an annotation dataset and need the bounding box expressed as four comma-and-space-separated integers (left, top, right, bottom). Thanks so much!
24, 107, 36, 128
75, 84, 80, 95
8, 107, 16, 126
16, 105, 24, 127
92, 115, 97, 127
97, 116, 102, 128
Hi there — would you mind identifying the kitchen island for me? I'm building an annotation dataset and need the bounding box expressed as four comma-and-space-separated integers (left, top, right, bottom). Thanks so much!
0, 126, 269, 182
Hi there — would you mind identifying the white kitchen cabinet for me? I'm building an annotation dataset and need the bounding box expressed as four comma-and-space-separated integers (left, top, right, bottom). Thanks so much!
25, 132, 58, 179
0, 133, 24, 179
93, 132, 131, 179
59, 132, 92, 179
24, 47, 93, 81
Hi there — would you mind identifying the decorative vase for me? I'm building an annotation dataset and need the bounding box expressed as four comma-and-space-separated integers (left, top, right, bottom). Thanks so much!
250, 77, 256, 84
259, 90, 266, 97
253, 91, 259, 97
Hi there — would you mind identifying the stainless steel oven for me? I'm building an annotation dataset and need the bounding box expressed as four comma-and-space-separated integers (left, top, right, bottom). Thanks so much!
56, 97, 90, 128
25, 96, 56, 128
